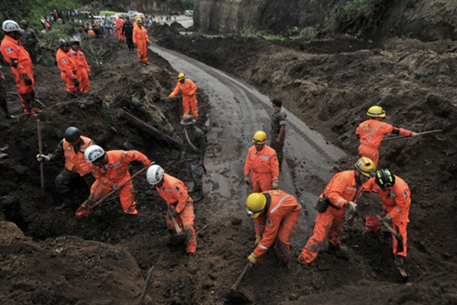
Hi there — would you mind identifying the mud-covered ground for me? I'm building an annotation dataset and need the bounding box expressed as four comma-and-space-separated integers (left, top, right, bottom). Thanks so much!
2, 26, 457, 305
159, 32, 457, 303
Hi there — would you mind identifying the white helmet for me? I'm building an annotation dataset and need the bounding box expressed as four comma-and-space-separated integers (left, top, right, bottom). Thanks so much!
146, 165, 164, 186
84, 145, 105, 163
2, 20, 21, 33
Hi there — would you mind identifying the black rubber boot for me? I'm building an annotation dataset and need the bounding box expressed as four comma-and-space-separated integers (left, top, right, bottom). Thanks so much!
55, 197, 73, 211
192, 188, 204, 203
394, 255, 405, 266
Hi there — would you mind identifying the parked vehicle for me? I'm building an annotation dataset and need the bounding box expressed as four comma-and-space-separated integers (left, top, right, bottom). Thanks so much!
184, 10, 194, 17
171, 11, 180, 16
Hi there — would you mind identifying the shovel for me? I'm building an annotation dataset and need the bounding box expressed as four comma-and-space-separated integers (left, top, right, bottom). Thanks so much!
37, 119, 45, 191
382, 123, 457, 142
166, 204, 187, 246
227, 262, 253, 303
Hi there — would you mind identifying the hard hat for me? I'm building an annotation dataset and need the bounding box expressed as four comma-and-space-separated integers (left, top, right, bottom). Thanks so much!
354, 157, 376, 177
146, 165, 164, 186
374, 169, 396, 190
64, 126, 82, 142
84, 145, 105, 163
58, 39, 68, 47
271, 97, 282, 107
2, 20, 21, 33
180, 115, 196, 125
177, 73, 186, 81
246, 193, 267, 218
118, 14, 122, 18
367, 106, 386, 118
19, 20, 28, 26
135, 16, 142, 23
71, 39, 80, 45
252, 130, 267, 145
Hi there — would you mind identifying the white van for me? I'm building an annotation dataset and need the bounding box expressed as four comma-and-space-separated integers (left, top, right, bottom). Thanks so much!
184, 10, 193, 17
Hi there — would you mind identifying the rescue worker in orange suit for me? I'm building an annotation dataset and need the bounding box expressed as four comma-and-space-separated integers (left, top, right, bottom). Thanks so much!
56, 39, 80, 96
169, 73, 199, 118
360, 169, 411, 266
36, 127, 94, 210
132, 17, 150, 64
356, 106, 418, 166
76, 145, 151, 218
244, 131, 280, 192
115, 15, 125, 42
246, 190, 301, 266
298, 157, 377, 266
1, 20, 37, 115
70, 40, 90, 93
147, 165, 197, 256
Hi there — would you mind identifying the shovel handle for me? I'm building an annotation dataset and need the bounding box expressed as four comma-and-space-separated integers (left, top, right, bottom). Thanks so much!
37, 119, 45, 189
376, 215, 402, 241
90, 163, 154, 210
231, 262, 250, 291
382, 130, 443, 142
167, 204, 182, 235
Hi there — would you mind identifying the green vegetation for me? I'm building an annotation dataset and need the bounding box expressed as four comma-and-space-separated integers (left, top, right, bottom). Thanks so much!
240, 27, 285, 41
166, 0, 195, 10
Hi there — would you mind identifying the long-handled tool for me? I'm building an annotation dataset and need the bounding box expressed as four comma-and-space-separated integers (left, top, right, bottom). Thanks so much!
382, 130, 443, 142
37, 119, 45, 190
158, 93, 201, 102
227, 262, 252, 303
84, 164, 153, 213
167, 204, 182, 235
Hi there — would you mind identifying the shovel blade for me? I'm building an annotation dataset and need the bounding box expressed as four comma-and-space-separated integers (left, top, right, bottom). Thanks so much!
227, 288, 253, 304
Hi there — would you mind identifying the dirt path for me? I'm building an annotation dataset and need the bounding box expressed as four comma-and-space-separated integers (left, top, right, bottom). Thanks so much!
152, 44, 346, 237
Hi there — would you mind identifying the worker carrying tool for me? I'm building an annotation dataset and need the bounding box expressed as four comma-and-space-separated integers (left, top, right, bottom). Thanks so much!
181, 115, 206, 203
147, 165, 197, 256
70, 40, 91, 93
270, 97, 287, 171
169, 73, 199, 118
356, 106, 418, 166
56, 39, 80, 96
360, 169, 411, 266
133, 16, 150, 64
298, 157, 377, 266
36, 126, 95, 210
1, 20, 37, 115
246, 190, 301, 266
76, 145, 151, 218
244, 131, 279, 192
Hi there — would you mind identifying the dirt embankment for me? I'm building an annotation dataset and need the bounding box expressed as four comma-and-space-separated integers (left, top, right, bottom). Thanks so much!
160, 34, 457, 302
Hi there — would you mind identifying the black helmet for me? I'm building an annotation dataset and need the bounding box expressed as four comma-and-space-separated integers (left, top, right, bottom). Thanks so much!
64, 126, 82, 142
271, 97, 282, 107
58, 39, 67, 48
374, 169, 396, 190
71, 39, 80, 45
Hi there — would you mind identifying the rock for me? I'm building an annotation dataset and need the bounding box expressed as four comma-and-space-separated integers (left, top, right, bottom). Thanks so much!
289, 293, 299, 301
231, 217, 242, 225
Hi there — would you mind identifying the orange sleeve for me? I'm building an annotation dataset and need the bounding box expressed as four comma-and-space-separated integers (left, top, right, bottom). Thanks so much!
325, 174, 351, 208
254, 212, 282, 257
388, 184, 411, 222
170, 82, 181, 97
123, 150, 151, 166
81, 52, 90, 71
2, 43, 28, 76
173, 181, 190, 213
244, 147, 252, 177
59, 56, 77, 78
145, 29, 150, 43
269, 149, 279, 182
188, 79, 197, 95
133, 28, 138, 44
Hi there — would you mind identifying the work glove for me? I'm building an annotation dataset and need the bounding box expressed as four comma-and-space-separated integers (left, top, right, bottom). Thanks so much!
76, 201, 93, 219
346, 201, 356, 213
255, 235, 261, 245
247, 253, 257, 266
72, 78, 80, 87
244, 176, 250, 186
169, 208, 178, 218
22, 74, 32, 86
36, 154, 52, 162
271, 181, 279, 190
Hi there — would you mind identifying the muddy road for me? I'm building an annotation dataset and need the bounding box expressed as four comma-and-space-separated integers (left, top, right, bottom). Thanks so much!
152, 43, 346, 232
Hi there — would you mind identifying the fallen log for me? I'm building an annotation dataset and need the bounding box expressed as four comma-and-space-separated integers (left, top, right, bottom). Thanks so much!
118, 109, 182, 149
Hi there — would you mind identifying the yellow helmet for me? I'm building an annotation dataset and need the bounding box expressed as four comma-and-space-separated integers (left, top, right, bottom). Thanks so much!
246, 193, 267, 218
367, 106, 386, 118
118, 14, 122, 18
355, 157, 377, 177
177, 73, 186, 81
252, 131, 267, 145
135, 16, 142, 23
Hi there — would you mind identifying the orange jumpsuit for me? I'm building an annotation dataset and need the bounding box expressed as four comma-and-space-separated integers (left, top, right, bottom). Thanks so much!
82, 150, 151, 216
63, 136, 92, 176
170, 79, 198, 118
356, 119, 413, 166
133, 25, 149, 63
1, 35, 36, 114
56, 48, 79, 93
298, 170, 365, 265
254, 190, 301, 262
115, 18, 125, 41
71, 50, 90, 93
156, 173, 197, 253
244, 145, 279, 192
361, 176, 411, 257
